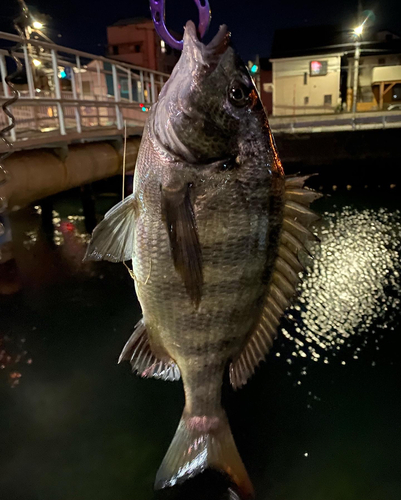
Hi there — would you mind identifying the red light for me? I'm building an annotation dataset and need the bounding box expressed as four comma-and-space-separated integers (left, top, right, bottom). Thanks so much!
311, 61, 322, 73
139, 103, 144, 107
65, 222, 74, 232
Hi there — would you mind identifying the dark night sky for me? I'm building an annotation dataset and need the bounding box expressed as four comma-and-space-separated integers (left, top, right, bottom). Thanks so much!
1, 0, 401, 61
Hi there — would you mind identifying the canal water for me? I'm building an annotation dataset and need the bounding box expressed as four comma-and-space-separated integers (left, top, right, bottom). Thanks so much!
0, 171, 400, 500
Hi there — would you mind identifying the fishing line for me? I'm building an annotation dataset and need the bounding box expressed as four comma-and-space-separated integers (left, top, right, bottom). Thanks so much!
122, 120, 127, 201
121, 120, 139, 283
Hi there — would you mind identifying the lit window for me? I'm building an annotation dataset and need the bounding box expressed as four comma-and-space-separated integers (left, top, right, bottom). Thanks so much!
161, 40, 166, 54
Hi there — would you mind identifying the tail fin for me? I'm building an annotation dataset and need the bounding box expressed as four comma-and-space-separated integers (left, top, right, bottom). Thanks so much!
155, 410, 254, 499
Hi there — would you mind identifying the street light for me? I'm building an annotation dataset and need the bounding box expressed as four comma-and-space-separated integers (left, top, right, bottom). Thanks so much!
32, 21, 43, 30
32, 59, 41, 67
354, 25, 363, 36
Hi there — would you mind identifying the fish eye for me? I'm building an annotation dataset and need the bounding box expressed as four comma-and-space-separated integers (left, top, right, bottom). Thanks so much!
228, 81, 252, 107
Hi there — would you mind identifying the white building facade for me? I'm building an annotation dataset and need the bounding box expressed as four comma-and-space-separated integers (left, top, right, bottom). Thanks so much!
270, 53, 343, 116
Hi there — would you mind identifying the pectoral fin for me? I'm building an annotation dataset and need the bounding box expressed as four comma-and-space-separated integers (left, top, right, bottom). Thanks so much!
84, 193, 137, 262
161, 182, 203, 307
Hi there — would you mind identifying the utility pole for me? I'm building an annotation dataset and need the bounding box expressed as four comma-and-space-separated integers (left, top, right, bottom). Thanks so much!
352, 41, 360, 114
352, 1, 364, 114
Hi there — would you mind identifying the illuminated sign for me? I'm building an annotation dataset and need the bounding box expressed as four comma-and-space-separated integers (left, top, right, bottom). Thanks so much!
310, 60, 328, 76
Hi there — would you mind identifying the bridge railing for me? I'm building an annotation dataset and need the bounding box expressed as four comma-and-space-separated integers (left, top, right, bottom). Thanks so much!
0, 31, 170, 145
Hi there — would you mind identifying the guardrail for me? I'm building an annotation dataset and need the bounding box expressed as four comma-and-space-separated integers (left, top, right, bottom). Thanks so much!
0, 31, 169, 146
269, 109, 401, 134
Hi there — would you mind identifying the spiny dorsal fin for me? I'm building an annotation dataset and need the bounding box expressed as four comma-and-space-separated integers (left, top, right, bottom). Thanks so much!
119, 319, 181, 382
230, 175, 321, 390
84, 193, 137, 262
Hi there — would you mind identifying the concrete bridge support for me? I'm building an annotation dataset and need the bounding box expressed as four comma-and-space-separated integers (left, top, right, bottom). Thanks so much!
0, 136, 141, 292
0, 137, 142, 212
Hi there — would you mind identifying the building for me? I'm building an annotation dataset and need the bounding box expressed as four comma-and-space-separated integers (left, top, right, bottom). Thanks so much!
259, 58, 273, 115
269, 25, 401, 116
106, 17, 179, 74
346, 31, 401, 111
270, 26, 346, 116
271, 53, 343, 116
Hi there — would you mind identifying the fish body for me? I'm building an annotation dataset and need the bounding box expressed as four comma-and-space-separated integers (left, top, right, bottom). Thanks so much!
86, 21, 319, 500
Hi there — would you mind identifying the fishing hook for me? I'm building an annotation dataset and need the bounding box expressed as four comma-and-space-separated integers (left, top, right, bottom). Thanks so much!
150, 0, 211, 51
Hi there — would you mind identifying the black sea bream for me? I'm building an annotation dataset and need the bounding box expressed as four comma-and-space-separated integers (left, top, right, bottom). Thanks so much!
86, 21, 320, 499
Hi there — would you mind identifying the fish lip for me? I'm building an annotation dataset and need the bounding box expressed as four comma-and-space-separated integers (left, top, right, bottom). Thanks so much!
184, 20, 230, 57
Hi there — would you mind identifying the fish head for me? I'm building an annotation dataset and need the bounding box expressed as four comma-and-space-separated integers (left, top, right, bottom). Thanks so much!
152, 21, 267, 164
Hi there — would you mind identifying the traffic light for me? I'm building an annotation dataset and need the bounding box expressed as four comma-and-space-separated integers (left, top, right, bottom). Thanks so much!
248, 60, 259, 74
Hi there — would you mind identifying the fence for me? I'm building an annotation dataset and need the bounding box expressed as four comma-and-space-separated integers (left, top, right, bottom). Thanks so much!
0, 31, 169, 145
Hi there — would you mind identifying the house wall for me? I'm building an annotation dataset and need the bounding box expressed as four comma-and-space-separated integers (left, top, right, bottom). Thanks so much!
347, 54, 401, 111
260, 69, 273, 115
107, 20, 157, 69
106, 20, 179, 74
271, 54, 342, 116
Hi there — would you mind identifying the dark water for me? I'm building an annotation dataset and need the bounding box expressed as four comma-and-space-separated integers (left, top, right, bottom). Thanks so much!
0, 175, 400, 500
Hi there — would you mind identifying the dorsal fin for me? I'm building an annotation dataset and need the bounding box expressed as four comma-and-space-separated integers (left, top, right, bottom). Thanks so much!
119, 319, 181, 382
230, 175, 322, 389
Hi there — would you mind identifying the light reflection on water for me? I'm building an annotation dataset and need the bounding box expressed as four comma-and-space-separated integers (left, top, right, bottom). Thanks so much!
0, 335, 32, 388
3, 200, 401, 390
281, 206, 401, 371
1, 189, 401, 499
24, 207, 91, 249
1, 208, 93, 388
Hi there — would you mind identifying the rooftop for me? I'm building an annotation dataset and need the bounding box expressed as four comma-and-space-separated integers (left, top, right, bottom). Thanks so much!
111, 17, 153, 27
270, 25, 401, 59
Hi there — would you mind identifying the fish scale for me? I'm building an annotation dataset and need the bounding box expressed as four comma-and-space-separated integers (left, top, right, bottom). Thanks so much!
85, 20, 320, 500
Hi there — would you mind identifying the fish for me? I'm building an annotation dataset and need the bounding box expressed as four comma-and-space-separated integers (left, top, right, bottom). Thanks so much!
84, 20, 320, 500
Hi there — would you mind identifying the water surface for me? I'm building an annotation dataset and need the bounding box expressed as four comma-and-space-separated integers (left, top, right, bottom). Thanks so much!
1, 177, 400, 500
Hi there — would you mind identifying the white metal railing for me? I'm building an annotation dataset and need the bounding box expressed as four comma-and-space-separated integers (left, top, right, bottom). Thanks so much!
269, 109, 401, 133
0, 31, 170, 146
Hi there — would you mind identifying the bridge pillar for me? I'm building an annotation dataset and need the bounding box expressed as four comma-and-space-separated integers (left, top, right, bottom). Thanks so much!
80, 184, 97, 234
2, 137, 141, 211
0, 214, 20, 295
40, 196, 55, 237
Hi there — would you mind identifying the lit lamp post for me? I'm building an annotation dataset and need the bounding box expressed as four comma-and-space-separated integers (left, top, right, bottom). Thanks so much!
352, 24, 363, 114
32, 21, 43, 30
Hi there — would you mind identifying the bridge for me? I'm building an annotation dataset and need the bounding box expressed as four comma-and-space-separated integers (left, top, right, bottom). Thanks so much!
1, 30, 401, 211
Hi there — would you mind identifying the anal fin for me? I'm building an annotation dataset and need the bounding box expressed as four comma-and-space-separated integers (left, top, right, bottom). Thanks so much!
119, 319, 181, 382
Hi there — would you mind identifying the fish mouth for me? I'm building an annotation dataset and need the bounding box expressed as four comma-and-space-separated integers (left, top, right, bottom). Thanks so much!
183, 20, 230, 61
